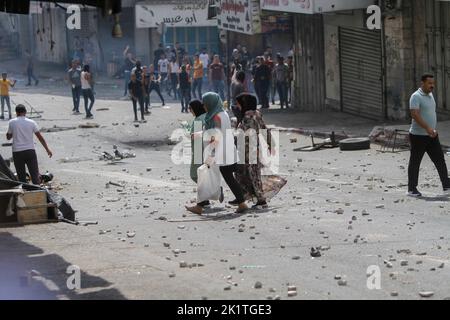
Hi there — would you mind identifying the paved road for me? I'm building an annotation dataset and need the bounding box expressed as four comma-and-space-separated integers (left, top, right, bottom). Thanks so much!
1, 84, 450, 300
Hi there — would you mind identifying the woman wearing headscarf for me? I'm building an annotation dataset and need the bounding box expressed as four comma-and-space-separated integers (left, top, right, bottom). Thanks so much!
234, 93, 286, 209
185, 92, 248, 215
188, 99, 211, 208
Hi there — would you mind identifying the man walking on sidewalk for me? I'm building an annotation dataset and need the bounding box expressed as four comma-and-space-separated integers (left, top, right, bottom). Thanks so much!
407, 73, 450, 197
6, 104, 52, 185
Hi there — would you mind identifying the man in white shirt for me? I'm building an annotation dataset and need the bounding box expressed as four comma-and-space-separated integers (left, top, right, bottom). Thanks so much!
158, 54, 169, 93
199, 48, 209, 84
6, 104, 53, 185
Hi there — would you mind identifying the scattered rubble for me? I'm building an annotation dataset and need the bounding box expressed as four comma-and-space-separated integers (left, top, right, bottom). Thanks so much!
419, 291, 434, 298
78, 122, 100, 129
41, 125, 77, 133
337, 279, 347, 286
310, 247, 321, 258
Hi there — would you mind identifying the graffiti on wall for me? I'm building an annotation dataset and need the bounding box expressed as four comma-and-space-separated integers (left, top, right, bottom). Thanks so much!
325, 31, 338, 82
385, 36, 401, 66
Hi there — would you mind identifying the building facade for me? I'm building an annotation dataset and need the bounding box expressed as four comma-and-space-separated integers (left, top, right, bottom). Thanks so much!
16, 1, 138, 71
262, 0, 450, 121
15, 0, 221, 73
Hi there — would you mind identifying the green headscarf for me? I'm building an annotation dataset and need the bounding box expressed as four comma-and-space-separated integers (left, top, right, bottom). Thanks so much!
202, 92, 224, 129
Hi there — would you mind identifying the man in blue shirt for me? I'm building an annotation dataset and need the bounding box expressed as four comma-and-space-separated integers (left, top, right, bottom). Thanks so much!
407, 73, 450, 197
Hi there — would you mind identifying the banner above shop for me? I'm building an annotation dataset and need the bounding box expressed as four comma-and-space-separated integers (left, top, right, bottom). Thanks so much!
260, 0, 376, 14
217, 0, 262, 35
136, 1, 216, 28
261, 12, 293, 33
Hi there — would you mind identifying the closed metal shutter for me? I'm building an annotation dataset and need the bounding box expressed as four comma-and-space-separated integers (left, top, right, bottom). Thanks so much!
425, 0, 450, 112
339, 27, 383, 119
445, 2, 450, 111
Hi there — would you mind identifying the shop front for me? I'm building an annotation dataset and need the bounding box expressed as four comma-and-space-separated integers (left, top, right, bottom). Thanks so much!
260, 0, 380, 113
261, 12, 294, 57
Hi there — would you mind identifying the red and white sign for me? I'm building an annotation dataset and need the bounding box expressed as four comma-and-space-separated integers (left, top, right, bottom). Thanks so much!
217, 0, 262, 35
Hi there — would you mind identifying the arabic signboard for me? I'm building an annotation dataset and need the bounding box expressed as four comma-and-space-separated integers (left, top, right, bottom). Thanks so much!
260, 0, 376, 14
217, 0, 262, 35
136, 1, 216, 28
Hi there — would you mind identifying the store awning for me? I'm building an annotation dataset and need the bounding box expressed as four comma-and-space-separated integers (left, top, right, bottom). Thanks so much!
261, 0, 376, 14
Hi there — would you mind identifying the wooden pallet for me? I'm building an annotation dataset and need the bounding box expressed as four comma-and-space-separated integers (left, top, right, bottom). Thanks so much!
1, 190, 58, 226
17, 190, 57, 224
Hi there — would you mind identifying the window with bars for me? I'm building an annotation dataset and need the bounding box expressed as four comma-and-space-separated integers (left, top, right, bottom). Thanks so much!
163, 26, 219, 56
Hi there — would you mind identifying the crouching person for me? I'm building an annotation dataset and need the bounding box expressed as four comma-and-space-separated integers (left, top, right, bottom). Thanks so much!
6, 104, 53, 185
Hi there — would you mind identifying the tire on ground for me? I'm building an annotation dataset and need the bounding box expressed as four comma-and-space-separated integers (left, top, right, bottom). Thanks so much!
339, 137, 371, 151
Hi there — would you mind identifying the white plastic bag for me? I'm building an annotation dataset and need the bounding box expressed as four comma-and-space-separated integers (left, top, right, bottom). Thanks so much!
197, 164, 221, 203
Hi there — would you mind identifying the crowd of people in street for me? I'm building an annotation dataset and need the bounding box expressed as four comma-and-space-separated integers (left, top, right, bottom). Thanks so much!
228, 45, 294, 111
109, 43, 295, 122
5, 42, 446, 212
68, 41, 294, 126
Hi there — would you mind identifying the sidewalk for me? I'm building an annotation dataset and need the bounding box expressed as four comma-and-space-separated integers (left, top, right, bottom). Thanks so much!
385, 121, 450, 149
261, 108, 450, 149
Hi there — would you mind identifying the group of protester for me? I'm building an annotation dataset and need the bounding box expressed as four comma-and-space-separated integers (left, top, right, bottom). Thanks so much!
120, 44, 225, 117
114, 42, 295, 124
229, 45, 294, 110
67, 59, 95, 119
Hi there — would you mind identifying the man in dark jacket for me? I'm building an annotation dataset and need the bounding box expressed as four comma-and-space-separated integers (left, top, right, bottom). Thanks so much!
67, 60, 82, 114
253, 56, 271, 109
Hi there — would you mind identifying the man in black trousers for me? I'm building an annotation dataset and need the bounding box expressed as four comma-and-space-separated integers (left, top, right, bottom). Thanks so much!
6, 105, 52, 185
407, 73, 450, 197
